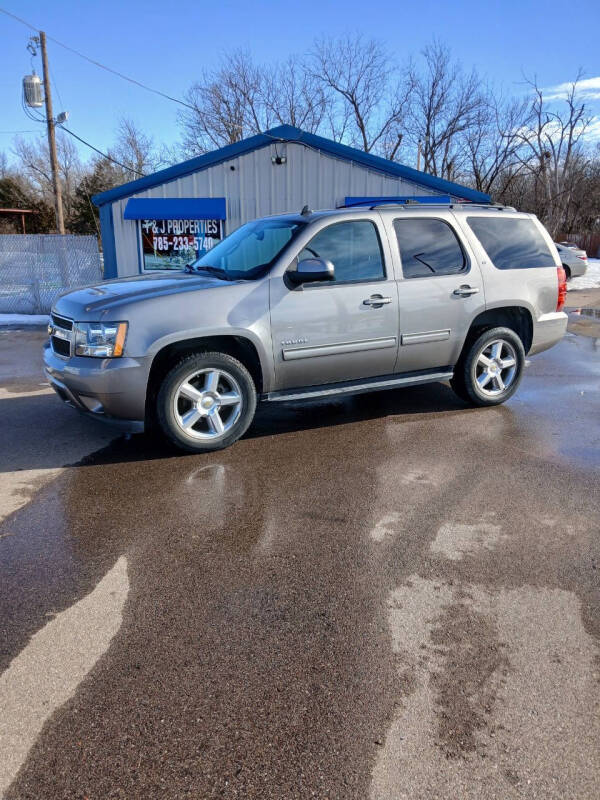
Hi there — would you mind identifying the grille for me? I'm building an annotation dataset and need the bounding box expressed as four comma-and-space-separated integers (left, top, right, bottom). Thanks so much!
51, 336, 71, 357
51, 313, 72, 330
50, 313, 73, 358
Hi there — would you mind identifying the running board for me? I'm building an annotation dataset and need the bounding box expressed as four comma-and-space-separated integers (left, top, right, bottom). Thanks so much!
261, 368, 453, 403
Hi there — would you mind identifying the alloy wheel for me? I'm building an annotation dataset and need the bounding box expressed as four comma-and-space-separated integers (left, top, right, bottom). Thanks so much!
474, 339, 517, 397
173, 368, 243, 439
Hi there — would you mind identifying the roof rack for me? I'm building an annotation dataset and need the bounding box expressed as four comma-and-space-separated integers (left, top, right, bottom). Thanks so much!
339, 199, 515, 212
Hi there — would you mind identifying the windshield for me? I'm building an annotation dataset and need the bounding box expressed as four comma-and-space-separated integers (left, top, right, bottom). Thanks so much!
189, 218, 307, 280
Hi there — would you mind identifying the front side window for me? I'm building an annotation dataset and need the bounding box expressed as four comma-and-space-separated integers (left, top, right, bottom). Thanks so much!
191, 218, 307, 280
466, 217, 556, 270
297, 220, 385, 283
394, 218, 467, 279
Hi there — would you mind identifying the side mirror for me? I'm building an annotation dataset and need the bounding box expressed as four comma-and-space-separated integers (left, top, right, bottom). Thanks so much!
287, 257, 335, 285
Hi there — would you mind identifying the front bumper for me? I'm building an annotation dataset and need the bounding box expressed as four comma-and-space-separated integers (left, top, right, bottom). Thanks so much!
43, 342, 150, 432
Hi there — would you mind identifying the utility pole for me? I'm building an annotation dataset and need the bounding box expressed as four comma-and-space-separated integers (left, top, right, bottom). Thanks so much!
39, 31, 65, 234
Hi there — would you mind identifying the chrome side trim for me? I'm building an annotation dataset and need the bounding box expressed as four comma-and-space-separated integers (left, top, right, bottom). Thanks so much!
401, 329, 450, 346
283, 336, 397, 361
263, 369, 453, 403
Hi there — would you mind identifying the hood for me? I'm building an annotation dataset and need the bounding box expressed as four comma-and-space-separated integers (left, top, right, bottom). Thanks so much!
54, 271, 235, 317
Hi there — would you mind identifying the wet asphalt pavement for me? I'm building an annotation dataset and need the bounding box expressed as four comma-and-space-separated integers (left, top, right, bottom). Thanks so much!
0, 293, 599, 799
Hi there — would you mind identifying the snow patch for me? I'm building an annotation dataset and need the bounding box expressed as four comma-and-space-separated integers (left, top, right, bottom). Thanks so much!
0, 314, 50, 326
568, 258, 600, 291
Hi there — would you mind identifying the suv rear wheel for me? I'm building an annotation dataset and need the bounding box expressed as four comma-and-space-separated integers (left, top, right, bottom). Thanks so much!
451, 327, 525, 407
157, 351, 257, 452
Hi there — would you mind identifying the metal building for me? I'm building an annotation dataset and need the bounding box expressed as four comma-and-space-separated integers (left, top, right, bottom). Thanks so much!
92, 125, 490, 279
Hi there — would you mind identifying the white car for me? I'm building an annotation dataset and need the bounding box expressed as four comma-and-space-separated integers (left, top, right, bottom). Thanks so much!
555, 242, 588, 279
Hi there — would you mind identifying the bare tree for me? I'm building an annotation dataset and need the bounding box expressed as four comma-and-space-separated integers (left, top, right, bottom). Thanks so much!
465, 91, 530, 197
406, 42, 485, 178
0, 151, 11, 180
13, 133, 82, 222
309, 35, 411, 159
261, 57, 328, 133
109, 118, 164, 178
515, 72, 593, 236
179, 51, 265, 154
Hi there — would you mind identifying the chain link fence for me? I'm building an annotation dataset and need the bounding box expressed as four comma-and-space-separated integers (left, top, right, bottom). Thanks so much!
0, 234, 103, 315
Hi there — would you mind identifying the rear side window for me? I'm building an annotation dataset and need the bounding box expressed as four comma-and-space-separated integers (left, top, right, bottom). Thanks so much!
393, 218, 467, 278
298, 220, 385, 283
466, 217, 555, 270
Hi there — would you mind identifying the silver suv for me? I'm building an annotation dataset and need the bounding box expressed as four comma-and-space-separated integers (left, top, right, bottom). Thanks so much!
44, 203, 568, 453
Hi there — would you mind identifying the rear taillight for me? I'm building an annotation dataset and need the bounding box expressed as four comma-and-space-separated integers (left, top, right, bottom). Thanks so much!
556, 266, 567, 311
576, 254, 587, 261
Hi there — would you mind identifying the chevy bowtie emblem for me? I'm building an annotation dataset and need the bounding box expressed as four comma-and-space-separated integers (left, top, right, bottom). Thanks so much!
49, 326, 70, 341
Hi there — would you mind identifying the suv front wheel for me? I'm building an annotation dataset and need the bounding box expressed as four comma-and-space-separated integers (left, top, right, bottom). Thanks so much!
157, 351, 257, 452
451, 327, 525, 407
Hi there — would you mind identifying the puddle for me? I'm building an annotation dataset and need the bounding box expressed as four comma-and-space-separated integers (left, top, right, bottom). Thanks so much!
567, 307, 600, 341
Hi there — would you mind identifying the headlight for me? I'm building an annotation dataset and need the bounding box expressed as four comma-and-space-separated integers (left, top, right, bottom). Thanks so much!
74, 321, 128, 357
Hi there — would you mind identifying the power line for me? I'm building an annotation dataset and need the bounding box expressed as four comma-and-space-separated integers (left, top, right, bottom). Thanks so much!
59, 126, 145, 176
15, 47, 145, 178
0, 6, 36, 31
0, 6, 195, 111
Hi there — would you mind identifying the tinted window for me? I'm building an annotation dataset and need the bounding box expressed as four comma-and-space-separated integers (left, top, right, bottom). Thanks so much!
466, 217, 555, 270
298, 220, 385, 283
393, 219, 466, 278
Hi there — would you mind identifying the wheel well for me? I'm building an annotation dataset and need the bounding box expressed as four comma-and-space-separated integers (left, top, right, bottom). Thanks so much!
562, 263, 571, 279
463, 307, 534, 357
146, 336, 263, 420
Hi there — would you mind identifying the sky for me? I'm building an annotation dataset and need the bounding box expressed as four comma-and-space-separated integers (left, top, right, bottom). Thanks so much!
1, 0, 599, 166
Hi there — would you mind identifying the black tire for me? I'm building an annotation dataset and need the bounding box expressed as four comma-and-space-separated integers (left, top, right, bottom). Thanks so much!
451, 327, 525, 407
562, 264, 571, 281
156, 351, 257, 453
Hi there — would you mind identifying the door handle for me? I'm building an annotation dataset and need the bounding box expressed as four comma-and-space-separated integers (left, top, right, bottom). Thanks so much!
453, 285, 480, 297
363, 294, 392, 307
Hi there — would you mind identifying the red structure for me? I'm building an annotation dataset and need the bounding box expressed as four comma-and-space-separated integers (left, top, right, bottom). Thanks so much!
0, 208, 35, 234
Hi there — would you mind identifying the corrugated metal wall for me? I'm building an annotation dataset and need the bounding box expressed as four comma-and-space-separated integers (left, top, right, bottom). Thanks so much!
110, 141, 445, 277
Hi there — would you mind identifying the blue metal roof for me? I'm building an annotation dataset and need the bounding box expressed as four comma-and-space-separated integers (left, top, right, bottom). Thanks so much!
92, 125, 490, 207
123, 197, 226, 220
